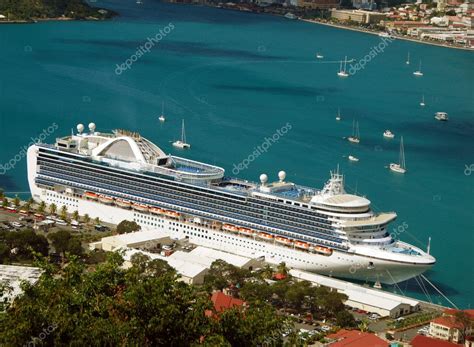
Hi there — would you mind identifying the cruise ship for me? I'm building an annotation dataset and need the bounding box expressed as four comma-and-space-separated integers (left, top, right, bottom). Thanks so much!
27, 123, 436, 284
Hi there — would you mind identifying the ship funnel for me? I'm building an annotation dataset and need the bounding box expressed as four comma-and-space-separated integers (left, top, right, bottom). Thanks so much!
278, 171, 286, 182
260, 174, 268, 186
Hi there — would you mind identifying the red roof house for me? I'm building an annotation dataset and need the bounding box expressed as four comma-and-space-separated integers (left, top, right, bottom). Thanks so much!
411, 335, 460, 347
205, 291, 245, 317
326, 329, 387, 347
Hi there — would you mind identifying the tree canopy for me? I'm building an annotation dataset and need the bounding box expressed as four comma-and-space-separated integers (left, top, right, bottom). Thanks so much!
116, 220, 141, 234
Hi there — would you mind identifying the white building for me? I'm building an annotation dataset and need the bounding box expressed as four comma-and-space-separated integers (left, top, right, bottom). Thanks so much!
290, 269, 420, 318
90, 230, 172, 252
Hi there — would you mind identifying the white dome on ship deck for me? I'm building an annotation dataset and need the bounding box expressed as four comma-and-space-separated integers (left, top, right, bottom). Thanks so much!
311, 193, 370, 208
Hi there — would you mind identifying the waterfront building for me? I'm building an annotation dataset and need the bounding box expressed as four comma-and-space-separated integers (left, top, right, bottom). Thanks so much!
331, 9, 387, 24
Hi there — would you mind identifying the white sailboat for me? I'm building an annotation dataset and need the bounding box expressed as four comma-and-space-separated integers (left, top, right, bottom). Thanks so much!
158, 102, 166, 122
406, 52, 410, 65
348, 155, 359, 162
337, 56, 349, 77
420, 95, 425, 107
413, 60, 423, 76
348, 120, 360, 143
336, 108, 341, 121
172, 119, 191, 149
316, 53, 324, 59
390, 136, 407, 174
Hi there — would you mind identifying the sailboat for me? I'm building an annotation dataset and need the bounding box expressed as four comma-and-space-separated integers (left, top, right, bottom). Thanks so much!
172, 119, 191, 149
390, 136, 406, 174
316, 53, 324, 59
420, 95, 425, 107
406, 52, 410, 65
413, 60, 423, 76
336, 108, 341, 121
348, 120, 360, 143
337, 56, 349, 77
158, 102, 166, 122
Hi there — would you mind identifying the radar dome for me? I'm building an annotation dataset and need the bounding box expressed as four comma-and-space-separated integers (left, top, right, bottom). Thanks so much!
260, 174, 268, 185
88, 122, 96, 133
77, 124, 84, 134
278, 171, 286, 182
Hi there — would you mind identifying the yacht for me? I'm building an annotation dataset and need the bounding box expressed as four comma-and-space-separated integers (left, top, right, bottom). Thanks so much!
337, 56, 349, 77
383, 130, 395, 139
159, 102, 166, 122
27, 123, 436, 285
348, 155, 359, 162
389, 136, 407, 174
406, 52, 410, 65
348, 120, 360, 143
172, 119, 191, 149
413, 61, 423, 76
336, 108, 341, 121
434, 112, 448, 121
420, 95, 425, 107
316, 53, 324, 59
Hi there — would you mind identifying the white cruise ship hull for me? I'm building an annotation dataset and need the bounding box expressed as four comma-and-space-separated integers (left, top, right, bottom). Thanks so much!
28, 183, 432, 285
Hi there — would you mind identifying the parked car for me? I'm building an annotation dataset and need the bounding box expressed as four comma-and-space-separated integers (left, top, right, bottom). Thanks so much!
368, 313, 381, 320
320, 325, 331, 332
418, 326, 430, 335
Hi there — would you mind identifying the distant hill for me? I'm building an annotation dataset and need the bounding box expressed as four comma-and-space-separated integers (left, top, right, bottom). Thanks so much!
0, 0, 116, 21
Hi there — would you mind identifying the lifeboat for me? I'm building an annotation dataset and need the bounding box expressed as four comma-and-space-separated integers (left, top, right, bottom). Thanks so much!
84, 191, 98, 200
116, 199, 132, 209
98, 195, 114, 205
132, 203, 149, 212
223, 224, 239, 233
314, 245, 333, 256
294, 241, 311, 250
275, 236, 293, 245
164, 210, 180, 218
150, 207, 164, 215
258, 232, 274, 241
239, 227, 255, 236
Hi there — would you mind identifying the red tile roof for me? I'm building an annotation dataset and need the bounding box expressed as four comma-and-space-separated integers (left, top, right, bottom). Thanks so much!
443, 309, 474, 320
432, 316, 464, 329
210, 291, 244, 313
326, 329, 387, 347
411, 335, 460, 347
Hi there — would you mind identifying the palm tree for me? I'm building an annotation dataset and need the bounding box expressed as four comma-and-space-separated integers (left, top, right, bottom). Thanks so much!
83, 214, 91, 225
260, 265, 274, 279
358, 319, 369, 332
72, 210, 79, 221
2, 198, 8, 209
0, 188, 4, 200
37, 201, 46, 214
49, 203, 57, 215
27, 198, 34, 210
60, 205, 68, 221
94, 217, 101, 225
13, 196, 20, 208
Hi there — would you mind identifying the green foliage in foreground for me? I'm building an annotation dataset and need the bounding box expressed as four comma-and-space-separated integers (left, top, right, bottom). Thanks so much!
0, 0, 115, 21
0, 253, 289, 346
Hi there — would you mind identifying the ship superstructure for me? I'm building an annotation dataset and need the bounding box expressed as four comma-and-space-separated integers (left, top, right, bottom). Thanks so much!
27, 123, 436, 284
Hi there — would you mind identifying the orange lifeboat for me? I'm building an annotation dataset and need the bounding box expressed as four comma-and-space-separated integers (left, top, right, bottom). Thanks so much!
150, 207, 164, 215
275, 236, 293, 245
294, 241, 311, 250
98, 195, 114, 205
84, 191, 98, 200
314, 245, 333, 256
116, 199, 132, 209
258, 232, 274, 241
239, 227, 255, 236
164, 210, 180, 218
223, 224, 239, 233
132, 203, 149, 212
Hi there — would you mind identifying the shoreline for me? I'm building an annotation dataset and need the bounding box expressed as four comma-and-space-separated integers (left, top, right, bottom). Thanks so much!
300, 19, 474, 52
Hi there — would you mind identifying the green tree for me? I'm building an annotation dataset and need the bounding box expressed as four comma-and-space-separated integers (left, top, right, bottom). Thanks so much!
60, 205, 68, 220
259, 264, 274, 280
358, 319, 369, 332
48, 230, 72, 257
0, 188, 4, 200
37, 201, 46, 213
277, 262, 289, 276
454, 311, 473, 342
2, 229, 49, 260
336, 310, 357, 328
94, 217, 100, 225
49, 203, 57, 215
116, 220, 141, 234
72, 210, 79, 221
13, 196, 20, 208
1, 198, 8, 209
83, 213, 90, 224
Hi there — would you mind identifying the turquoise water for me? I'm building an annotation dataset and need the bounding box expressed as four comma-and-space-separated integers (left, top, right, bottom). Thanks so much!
0, 0, 473, 307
